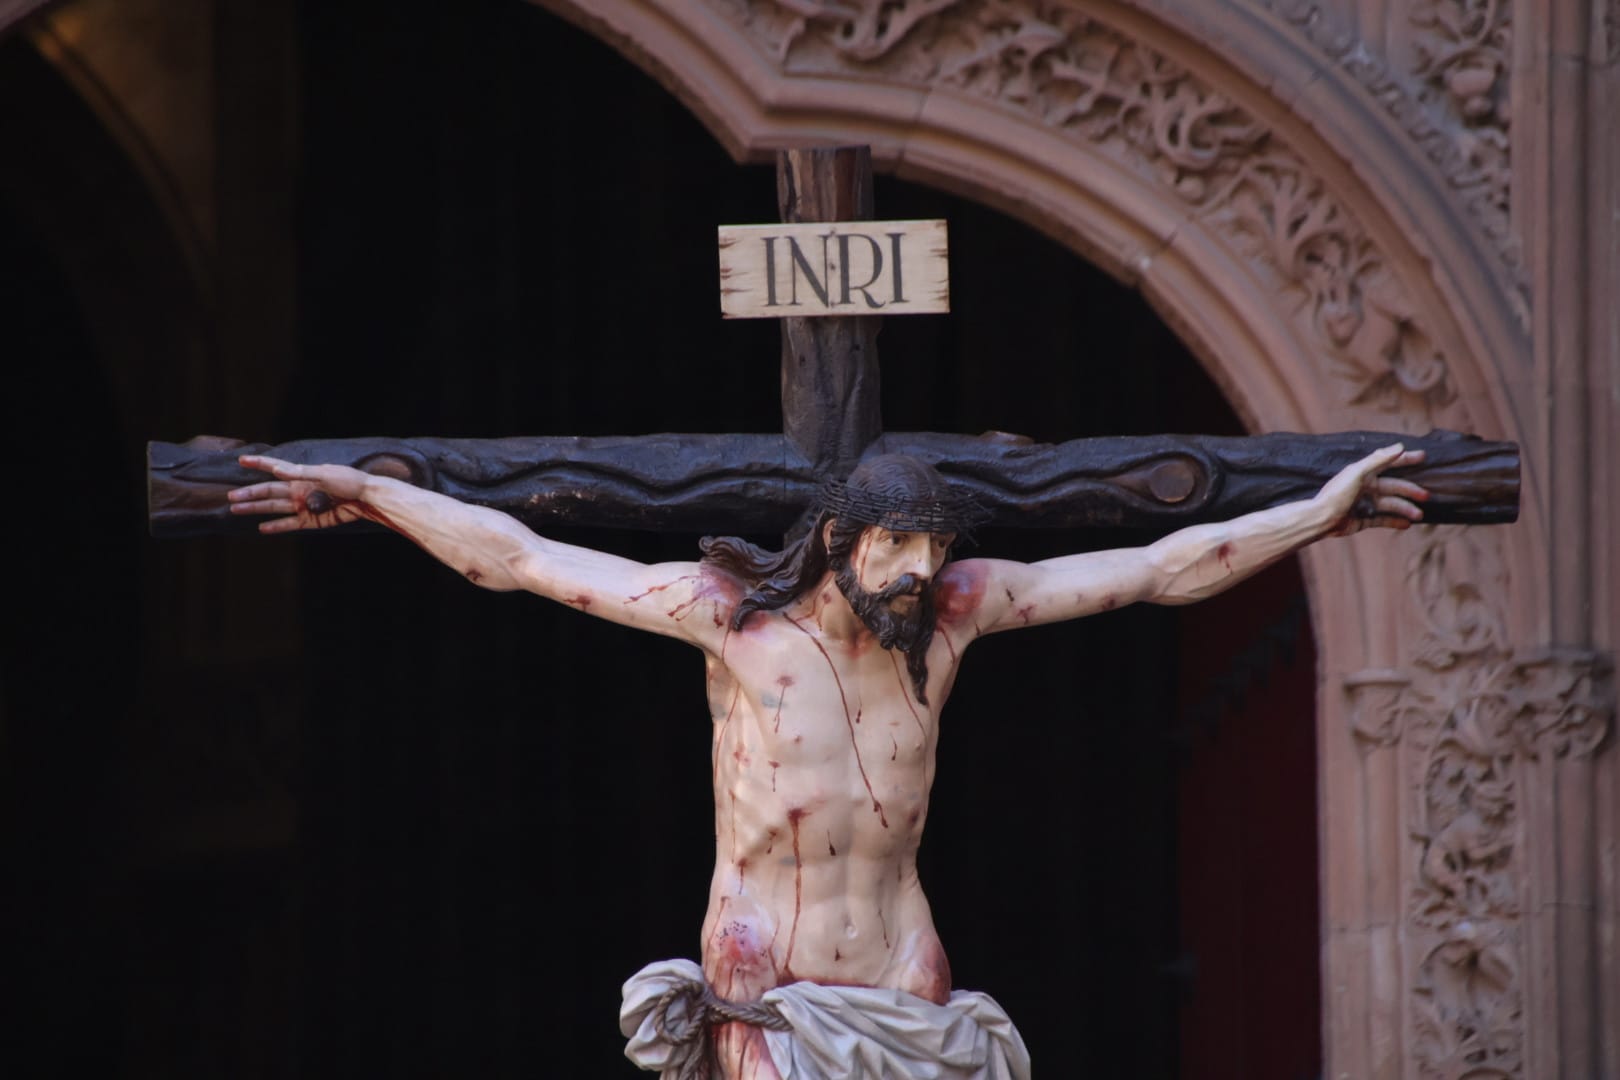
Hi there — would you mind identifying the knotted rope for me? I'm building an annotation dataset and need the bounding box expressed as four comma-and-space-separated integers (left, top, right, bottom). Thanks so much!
650, 981, 792, 1080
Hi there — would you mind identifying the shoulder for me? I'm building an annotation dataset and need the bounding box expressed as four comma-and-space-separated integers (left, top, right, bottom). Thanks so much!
935, 557, 1059, 634
664, 563, 748, 633
602, 561, 748, 648
696, 563, 747, 614
935, 559, 995, 627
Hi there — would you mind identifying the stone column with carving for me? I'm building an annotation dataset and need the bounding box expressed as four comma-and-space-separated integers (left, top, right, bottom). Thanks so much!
1345, 526, 1613, 1080
1273, 0, 1619, 1074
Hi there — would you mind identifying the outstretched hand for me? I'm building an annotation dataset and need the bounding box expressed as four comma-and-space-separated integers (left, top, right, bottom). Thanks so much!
1318, 444, 1429, 537
229, 455, 371, 533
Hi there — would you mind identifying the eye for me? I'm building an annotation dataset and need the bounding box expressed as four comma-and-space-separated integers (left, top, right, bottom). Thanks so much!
886, 533, 906, 546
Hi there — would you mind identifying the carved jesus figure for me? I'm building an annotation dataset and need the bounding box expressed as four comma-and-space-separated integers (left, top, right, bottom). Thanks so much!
230, 445, 1426, 1079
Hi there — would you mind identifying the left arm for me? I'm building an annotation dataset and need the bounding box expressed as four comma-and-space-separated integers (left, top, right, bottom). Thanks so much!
963, 444, 1426, 634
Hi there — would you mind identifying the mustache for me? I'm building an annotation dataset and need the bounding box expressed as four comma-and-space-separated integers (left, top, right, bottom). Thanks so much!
866, 573, 931, 604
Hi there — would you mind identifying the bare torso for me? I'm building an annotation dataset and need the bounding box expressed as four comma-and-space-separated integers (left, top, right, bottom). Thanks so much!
697, 565, 984, 1078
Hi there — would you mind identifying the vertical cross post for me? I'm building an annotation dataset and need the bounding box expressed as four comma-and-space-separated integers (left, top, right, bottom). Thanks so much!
776, 147, 882, 482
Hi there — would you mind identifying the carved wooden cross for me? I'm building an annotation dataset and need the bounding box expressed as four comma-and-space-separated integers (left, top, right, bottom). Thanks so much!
148, 148, 1518, 540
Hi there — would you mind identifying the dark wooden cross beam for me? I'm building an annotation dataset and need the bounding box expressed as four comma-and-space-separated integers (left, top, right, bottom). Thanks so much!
147, 148, 1519, 539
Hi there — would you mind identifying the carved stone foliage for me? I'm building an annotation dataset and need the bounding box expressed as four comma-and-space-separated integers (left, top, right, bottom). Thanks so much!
1410, 2, 1510, 128
1408, 1, 1511, 231
1205, 152, 1456, 418
1411, 917, 1522, 1080
1259, 0, 1518, 274
712, 0, 1462, 419
1347, 528, 1614, 1080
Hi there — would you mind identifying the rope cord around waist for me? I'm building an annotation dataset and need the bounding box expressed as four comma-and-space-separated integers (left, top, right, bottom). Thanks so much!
651, 982, 792, 1080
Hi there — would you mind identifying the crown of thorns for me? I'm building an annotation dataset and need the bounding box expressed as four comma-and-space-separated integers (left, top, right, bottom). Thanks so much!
816, 478, 990, 534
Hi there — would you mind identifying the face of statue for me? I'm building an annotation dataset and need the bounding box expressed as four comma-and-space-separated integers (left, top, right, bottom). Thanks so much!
853, 527, 953, 598
831, 525, 954, 649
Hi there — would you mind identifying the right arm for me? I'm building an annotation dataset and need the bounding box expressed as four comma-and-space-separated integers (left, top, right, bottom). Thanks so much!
229, 455, 735, 650
953, 444, 1425, 636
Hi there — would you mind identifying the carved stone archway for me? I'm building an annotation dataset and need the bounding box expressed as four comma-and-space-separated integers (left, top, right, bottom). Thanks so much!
531, 2, 1612, 1078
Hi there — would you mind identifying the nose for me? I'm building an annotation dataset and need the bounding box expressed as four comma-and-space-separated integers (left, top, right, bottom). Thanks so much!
904, 542, 940, 580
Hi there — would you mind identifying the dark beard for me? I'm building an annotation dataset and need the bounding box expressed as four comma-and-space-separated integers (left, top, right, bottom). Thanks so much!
832, 560, 938, 704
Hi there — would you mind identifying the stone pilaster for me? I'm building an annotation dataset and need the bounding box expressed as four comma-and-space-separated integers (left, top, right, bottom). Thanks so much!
1346, 526, 1613, 1080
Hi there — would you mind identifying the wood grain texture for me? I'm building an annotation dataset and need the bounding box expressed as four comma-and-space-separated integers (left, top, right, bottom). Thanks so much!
774, 147, 884, 482
147, 428, 1519, 537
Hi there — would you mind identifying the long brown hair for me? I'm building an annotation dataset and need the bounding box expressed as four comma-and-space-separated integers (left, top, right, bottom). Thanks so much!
700, 514, 939, 703
698, 509, 865, 630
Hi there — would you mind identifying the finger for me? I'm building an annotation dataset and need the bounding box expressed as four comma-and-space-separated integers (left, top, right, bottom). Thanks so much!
1333, 445, 1406, 492
238, 454, 307, 481
1374, 477, 1430, 501
1394, 449, 1426, 468
228, 481, 289, 502
258, 516, 308, 535
1364, 443, 1406, 470
230, 498, 298, 516
1374, 495, 1424, 521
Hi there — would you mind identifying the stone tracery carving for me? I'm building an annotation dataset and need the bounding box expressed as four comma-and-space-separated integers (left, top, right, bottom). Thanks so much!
945, 7, 1269, 202
1408, 1, 1511, 239
1411, 919, 1522, 1080
719, 0, 1462, 415
763, 0, 965, 63
1258, 0, 1519, 275
1207, 152, 1456, 417
1410, 1, 1511, 129
1412, 748, 1514, 924
1407, 715, 1515, 1055
1347, 528, 1612, 1080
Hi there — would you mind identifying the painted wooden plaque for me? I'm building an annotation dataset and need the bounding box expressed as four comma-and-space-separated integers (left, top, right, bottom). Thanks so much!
717, 219, 949, 319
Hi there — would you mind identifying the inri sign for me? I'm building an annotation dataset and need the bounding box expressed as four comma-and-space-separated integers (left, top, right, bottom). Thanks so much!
717, 219, 949, 319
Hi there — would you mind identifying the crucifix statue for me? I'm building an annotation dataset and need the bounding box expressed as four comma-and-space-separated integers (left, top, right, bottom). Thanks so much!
152, 148, 1517, 1080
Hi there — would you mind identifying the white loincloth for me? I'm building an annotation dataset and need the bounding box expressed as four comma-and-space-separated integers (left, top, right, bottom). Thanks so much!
621, 959, 1031, 1079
